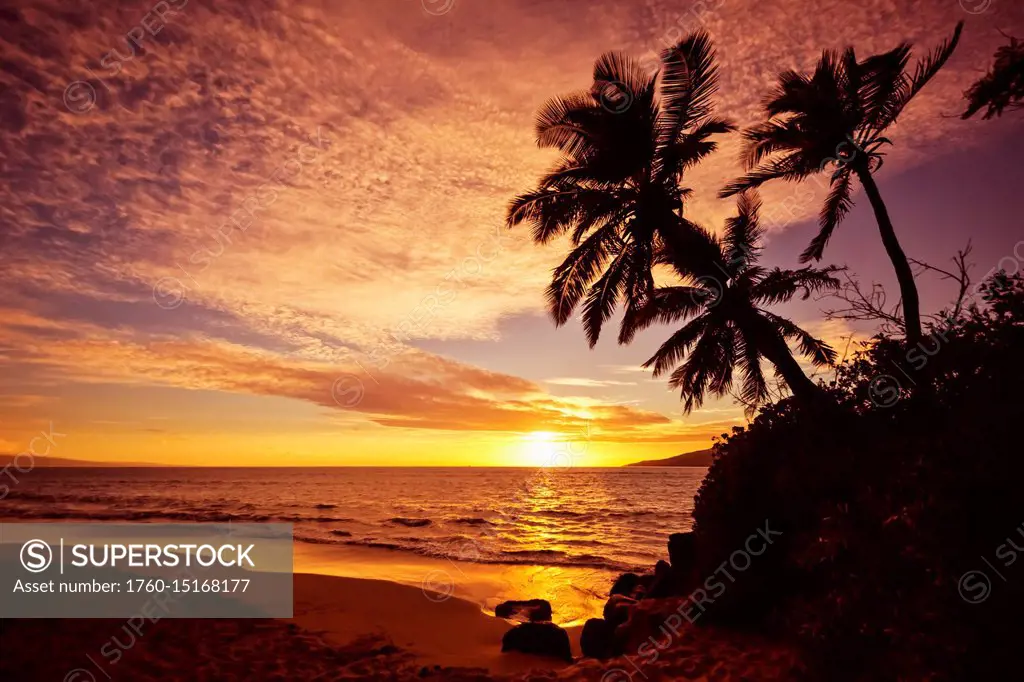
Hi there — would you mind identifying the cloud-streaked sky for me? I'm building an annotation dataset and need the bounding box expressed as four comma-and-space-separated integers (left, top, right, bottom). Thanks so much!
1, 0, 1021, 465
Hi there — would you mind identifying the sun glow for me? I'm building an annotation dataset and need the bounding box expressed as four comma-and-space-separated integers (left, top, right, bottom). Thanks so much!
521, 431, 563, 468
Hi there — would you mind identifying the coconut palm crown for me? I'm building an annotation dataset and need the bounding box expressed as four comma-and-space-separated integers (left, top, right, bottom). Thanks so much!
720, 22, 964, 345
622, 193, 840, 413
507, 31, 734, 347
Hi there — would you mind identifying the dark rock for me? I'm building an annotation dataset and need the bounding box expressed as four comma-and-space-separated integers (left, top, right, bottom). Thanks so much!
501, 622, 572, 662
603, 594, 637, 627
580, 618, 618, 659
668, 531, 696, 571
494, 598, 553, 622
609, 572, 640, 597
635, 573, 656, 598
646, 560, 676, 599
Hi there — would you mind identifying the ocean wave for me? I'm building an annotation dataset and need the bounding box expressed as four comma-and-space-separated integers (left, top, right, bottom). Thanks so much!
531, 510, 585, 519
451, 516, 494, 526
388, 517, 433, 528
275, 514, 356, 523
328, 537, 637, 572
0, 507, 353, 525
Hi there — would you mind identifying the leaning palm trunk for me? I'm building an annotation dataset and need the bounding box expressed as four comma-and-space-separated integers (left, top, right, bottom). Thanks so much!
854, 164, 923, 345
760, 334, 826, 403
747, 312, 826, 404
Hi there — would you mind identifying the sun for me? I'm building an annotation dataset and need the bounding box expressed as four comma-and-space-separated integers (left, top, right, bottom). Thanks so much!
521, 431, 562, 468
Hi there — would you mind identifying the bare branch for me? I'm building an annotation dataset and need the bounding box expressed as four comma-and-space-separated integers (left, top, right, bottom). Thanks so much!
729, 376, 787, 417
909, 241, 974, 324
817, 268, 906, 336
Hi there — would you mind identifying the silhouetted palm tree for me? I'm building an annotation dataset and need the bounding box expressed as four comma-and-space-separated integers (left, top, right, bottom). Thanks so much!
622, 194, 840, 412
507, 31, 733, 347
963, 34, 1024, 119
720, 22, 963, 346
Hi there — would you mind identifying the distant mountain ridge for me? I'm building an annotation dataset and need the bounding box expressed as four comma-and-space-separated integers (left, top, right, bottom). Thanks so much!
626, 448, 714, 467
0, 454, 159, 467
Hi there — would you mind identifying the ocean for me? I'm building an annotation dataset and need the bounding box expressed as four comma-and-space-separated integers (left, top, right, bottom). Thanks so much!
2, 466, 705, 574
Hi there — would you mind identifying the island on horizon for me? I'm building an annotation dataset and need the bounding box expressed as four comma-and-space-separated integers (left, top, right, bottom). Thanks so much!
624, 448, 714, 467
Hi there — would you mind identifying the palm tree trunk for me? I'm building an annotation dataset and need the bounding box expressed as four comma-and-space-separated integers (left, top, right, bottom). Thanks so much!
854, 166, 923, 345
760, 333, 824, 404
744, 312, 827, 405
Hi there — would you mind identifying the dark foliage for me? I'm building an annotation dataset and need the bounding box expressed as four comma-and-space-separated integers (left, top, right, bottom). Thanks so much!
963, 35, 1024, 120
690, 272, 1024, 681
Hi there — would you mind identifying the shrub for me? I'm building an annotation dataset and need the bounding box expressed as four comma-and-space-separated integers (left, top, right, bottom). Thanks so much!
690, 273, 1024, 681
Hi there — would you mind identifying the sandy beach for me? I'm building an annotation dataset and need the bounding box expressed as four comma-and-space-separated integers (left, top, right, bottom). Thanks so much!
1, 567, 803, 681
1, 571, 573, 681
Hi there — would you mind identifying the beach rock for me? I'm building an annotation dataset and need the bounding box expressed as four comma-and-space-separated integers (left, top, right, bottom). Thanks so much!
646, 560, 677, 599
609, 572, 640, 597
668, 531, 696, 571
494, 599, 553, 623
501, 622, 572, 662
635, 573, 656, 598
603, 594, 637, 627
580, 618, 618, 659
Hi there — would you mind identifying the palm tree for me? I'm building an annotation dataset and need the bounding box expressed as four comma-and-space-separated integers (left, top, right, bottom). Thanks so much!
507, 31, 734, 347
963, 34, 1024, 120
622, 194, 840, 412
720, 22, 964, 346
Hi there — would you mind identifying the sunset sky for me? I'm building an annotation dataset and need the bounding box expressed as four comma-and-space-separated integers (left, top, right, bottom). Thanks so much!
1, 0, 1022, 466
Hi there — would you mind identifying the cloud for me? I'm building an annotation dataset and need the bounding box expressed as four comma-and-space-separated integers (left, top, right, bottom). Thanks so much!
0, 0, 1017, 457
545, 377, 636, 387
0, 308, 695, 439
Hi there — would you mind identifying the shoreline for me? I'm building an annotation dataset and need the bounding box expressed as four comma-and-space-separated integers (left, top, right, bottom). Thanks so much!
2, 570, 803, 680
294, 540, 616, 627
0, 530, 806, 680
0, 571, 582, 680
291, 571, 583, 673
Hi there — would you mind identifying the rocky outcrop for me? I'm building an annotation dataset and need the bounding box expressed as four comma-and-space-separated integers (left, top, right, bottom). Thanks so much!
602, 594, 636, 628
609, 572, 640, 597
646, 559, 678, 599
494, 599, 552, 623
668, 531, 695, 572
581, 532, 700, 660
580, 618, 618, 659
500, 622, 572, 662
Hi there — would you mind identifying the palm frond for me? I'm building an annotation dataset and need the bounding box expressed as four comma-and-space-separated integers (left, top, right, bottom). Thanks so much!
659, 31, 720, 140
619, 285, 707, 343
859, 43, 912, 131
719, 154, 812, 197
657, 116, 735, 181
752, 266, 841, 305
642, 315, 710, 377
722, 192, 763, 270
663, 324, 732, 413
879, 21, 964, 127
962, 35, 1024, 119
534, 92, 604, 159
657, 216, 723, 279
801, 170, 854, 262
763, 311, 838, 366
741, 120, 805, 169
763, 69, 813, 117
546, 225, 621, 324
581, 249, 630, 347
507, 187, 623, 244
735, 333, 770, 408
593, 51, 657, 107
